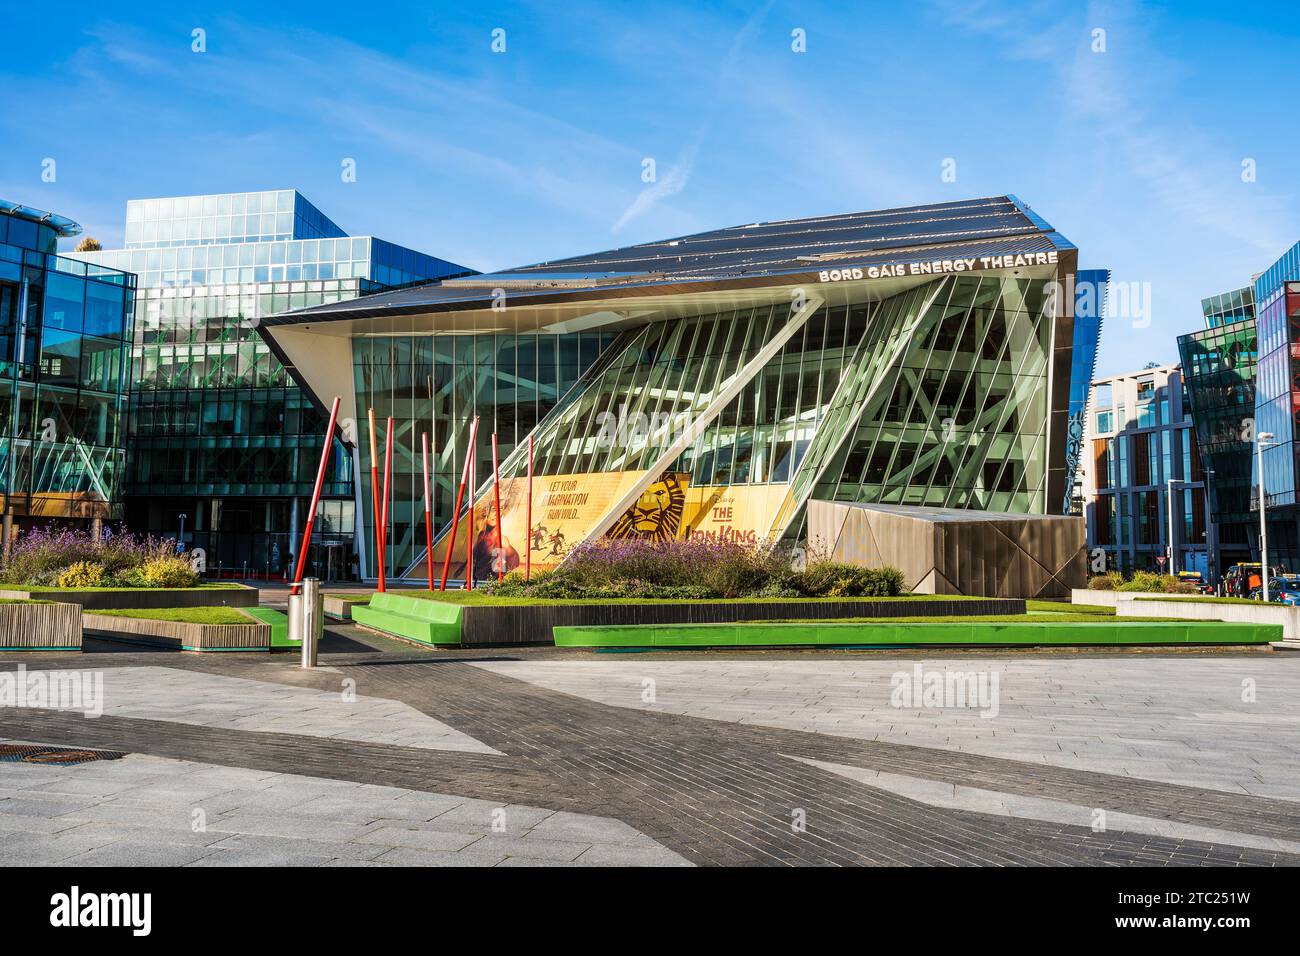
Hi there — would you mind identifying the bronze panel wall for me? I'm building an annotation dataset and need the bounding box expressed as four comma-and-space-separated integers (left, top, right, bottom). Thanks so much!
808, 499, 1086, 599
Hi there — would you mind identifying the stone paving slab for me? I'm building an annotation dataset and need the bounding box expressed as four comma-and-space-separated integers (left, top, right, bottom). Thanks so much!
68, 665, 501, 755
6, 650, 1299, 867
796, 757, 1300, 855
0, 749, 690, 868
473, 657, 1300, 801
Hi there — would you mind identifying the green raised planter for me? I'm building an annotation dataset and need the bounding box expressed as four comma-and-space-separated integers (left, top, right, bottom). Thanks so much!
553, 620, 1282, 648
0, 585, 257, 611
351, 593, 461, 646
242, 607, 291, 648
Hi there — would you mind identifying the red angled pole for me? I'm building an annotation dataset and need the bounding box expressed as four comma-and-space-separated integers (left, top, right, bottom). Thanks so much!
439, 416, 478, 591
421, 431, 434, 591
368, 409, 383, 591
492, 433, 504, 583
379, 417, 394, 592
465, 431, 477, 591
291, 395, 341, 594
526, 433, 533, 582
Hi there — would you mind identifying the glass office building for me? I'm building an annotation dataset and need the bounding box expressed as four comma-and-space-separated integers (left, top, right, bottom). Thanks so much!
71, 191, 468, 578
1083, 365, 1207, 575
1177, 289, 1258, 573
265, 196, 1095, 582
0, 200, 135, 532
1249, 242, 1300, 569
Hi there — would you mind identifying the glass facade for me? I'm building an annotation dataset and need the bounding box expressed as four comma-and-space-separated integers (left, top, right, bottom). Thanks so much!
807, 274, 1056, 517
0, 203, 134, 526
1252, 281, 1300, 509
124, 190, 344, 250
1178, 294, 1257, 571
355, 332, 617, 573
268, 195, 1083, 583
1064, 269, 1108, 513
1249, 241, 1300, 570
1201, 286, 1255, 328
71, 191, 469, 579
1084, 366, 1206, 575
364, 275, 1062, 579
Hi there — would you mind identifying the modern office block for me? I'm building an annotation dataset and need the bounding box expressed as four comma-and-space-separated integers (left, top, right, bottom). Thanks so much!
70, 191, 470, 578
0, 200, 134, 527
1249, 243, 1300, 569
1081, 364, 1208, 576
1178, 289, 1257, 574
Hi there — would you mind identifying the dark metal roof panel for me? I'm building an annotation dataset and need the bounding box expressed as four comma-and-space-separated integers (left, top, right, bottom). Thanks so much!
267, 195, 1071, 325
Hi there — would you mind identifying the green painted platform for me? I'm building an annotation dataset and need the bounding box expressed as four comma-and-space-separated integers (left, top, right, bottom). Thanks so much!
351, 593, 461, 646
553, 620, 1282, 648
242, 607, 291, 649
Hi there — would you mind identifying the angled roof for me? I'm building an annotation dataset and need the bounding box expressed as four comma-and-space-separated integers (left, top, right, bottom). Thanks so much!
264, 194, 1074, 327
0, 199, 82, 238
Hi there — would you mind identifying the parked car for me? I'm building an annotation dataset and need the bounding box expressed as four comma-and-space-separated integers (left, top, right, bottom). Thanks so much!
1175, 570, 1211, 594
1252, 574, 1300, 604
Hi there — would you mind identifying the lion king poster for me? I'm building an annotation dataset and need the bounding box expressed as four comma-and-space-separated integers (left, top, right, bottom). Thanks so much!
427, 468, 652, 581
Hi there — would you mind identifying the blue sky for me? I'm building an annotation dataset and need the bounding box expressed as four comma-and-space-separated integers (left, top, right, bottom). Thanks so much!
2, 0, 1297, 377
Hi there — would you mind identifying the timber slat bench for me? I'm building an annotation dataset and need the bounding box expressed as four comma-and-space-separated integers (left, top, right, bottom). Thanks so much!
81, 611, 270, 652
350, 594, 461, 646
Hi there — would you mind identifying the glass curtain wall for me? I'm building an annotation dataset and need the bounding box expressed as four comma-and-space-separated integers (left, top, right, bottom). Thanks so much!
1177, 318, 1257, 564
811, 273, 1056, 517
0, 244, 133, 520
354, 331, 616, 575
126, 278, 365, 576
358, 271, 1061, 577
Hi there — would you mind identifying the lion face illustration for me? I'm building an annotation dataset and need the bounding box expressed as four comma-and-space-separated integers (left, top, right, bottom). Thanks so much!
608, 472, 687, 541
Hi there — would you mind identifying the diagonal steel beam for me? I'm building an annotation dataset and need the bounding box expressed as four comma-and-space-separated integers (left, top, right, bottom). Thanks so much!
571, 292, 825, 555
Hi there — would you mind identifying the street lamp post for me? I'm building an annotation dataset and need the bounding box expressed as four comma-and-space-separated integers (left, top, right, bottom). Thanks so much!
1257, 432, 1275, 603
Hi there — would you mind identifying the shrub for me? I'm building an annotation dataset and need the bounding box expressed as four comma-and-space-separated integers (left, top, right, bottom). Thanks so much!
482, 541, 906, 600
793, 561, 904, 597
865, 565, 906, 596
0, 527, 188, 588
1117, 570, 1164, 592
131, 555, 200, 589
1110, 571, 1192, 593
1087, 571, 1124, 590
486, 568, 714, 600
56, 561, 107, 589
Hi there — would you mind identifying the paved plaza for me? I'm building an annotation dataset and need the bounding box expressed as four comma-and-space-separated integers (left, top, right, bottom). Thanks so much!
2, 628, 1299, 866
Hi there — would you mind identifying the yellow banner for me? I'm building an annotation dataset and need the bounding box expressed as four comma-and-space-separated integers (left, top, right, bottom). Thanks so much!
431, 469, 651, 582
680, 484, 789, 548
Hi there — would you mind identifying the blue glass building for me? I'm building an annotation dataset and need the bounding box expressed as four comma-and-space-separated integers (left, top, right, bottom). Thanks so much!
1065, 269, 1108, 513
1249, 241, 1300, 569
1177, 288, 1257, 574
71, 191, 469, 578
0, 200, 135, 542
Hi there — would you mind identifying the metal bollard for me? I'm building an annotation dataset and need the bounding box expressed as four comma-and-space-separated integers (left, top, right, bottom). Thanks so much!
301, 577, 322, 668
286, 591, 303, 646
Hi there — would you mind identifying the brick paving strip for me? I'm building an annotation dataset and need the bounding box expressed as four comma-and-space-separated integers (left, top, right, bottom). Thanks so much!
3, 651, 1299, 866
